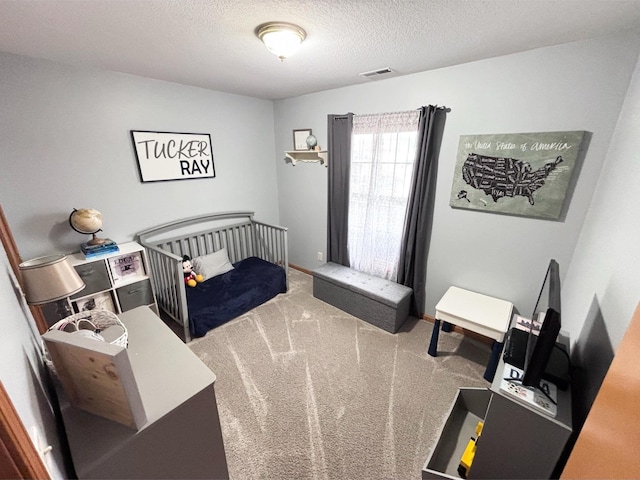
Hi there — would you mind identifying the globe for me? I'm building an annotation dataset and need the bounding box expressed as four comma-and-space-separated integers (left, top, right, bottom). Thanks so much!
69, 208, 105, 245
306, 134, 317, 150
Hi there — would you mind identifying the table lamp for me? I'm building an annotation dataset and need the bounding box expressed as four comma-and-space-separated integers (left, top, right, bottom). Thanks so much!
19, 254, 86, 320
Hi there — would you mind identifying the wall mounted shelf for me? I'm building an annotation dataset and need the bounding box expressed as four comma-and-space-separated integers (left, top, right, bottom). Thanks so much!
285, 150, 328, 167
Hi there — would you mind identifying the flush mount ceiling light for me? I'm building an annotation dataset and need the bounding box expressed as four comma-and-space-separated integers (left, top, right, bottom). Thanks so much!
256, 22, 306, 61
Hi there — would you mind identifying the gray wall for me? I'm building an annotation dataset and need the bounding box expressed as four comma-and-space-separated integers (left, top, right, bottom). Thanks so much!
274, 33, 640, 341
562, 54, 640, 351
0, 52, 279, 261
0, 245, 67, 478
0, 51, 280, 478
2, 31, 640, 479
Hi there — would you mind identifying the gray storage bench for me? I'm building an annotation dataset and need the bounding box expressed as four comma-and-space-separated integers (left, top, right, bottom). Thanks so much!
312, 262, 412, 333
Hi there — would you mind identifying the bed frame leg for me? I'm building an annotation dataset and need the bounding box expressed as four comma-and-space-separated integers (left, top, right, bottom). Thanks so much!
183, 320, 191, 343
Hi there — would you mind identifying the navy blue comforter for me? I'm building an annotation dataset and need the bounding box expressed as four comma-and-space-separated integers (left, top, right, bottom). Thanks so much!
186, 256, 286, 337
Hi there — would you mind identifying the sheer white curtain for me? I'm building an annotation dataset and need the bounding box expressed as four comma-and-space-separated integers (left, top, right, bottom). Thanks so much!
348, 110, 420, 281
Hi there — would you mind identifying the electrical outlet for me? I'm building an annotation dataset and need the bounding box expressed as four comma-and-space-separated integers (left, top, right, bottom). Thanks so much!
30, 426, 53, 470
317, 251, 323, 261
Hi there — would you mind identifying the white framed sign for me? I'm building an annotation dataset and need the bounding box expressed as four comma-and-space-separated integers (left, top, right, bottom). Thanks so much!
130, 130, 215, 182
74, 291, 116, 313
108, 251, 145, 285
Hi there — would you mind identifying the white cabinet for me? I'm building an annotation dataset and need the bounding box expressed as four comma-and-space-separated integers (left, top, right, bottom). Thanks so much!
42, 242, 157, 323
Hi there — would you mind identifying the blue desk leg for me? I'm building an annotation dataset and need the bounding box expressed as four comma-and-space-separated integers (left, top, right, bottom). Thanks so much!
484, 340, 504, 382
442, 321, 453, 332
428, 320, 441, 357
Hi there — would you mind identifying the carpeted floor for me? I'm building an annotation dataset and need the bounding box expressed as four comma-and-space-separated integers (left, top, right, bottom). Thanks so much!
189, 268, 491, 479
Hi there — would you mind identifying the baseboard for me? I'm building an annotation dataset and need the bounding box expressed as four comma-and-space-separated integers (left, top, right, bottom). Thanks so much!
421, 314, 494, 346
289, 263, 313, 275
422, 313, 436, 323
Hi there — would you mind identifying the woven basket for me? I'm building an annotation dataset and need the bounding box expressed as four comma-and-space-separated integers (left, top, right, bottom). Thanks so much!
44, 310, 128, 375
48, 310, 128, 346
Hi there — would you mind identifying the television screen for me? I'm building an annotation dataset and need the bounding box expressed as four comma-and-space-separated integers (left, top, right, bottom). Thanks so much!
521, 259, 561, 388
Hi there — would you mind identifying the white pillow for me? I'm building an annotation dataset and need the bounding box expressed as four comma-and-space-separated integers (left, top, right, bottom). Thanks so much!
192, 248, 234, 280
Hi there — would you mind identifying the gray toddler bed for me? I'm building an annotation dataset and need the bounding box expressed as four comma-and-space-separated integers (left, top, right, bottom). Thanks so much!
137, 212, 288, 342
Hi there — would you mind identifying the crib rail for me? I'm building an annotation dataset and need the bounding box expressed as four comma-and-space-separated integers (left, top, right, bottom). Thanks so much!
142, 244, 189, 338
137, 212, 288, 342
253, 220, 289, 283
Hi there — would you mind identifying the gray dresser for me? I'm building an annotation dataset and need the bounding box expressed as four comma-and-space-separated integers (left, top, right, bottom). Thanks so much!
58, 306, 229, 479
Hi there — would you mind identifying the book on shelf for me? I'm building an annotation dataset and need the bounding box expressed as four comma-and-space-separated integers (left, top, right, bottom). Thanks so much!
513, 314, 542, 335
81, 239, 118, 253
499, 364, 557, 417
82, 244, 119, 254
82, 244, 120, 259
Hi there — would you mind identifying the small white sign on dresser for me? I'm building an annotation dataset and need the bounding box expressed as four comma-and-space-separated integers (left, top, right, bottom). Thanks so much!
43, 329, 147, 430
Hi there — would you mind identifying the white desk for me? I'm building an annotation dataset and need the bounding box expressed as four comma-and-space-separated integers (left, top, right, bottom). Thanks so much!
428, 286, 513, 381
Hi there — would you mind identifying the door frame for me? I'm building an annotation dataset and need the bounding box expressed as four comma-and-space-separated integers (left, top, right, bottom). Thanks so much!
0, 204, 50, 479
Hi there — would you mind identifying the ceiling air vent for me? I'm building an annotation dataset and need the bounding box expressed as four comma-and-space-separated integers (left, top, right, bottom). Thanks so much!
359, 67, 394, 79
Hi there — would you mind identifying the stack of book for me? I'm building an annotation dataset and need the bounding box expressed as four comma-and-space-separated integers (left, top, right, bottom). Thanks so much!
81, 239, 119, 259
499, 365, 558, 417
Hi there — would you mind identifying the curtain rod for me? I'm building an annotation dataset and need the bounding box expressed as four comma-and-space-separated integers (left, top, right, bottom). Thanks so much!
331, 106, 448, 119
417, 105, 448, 111
330, 113, 354, 120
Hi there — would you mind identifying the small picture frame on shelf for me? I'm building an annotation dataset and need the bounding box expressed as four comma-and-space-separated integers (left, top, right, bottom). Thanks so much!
293, 129, 312, 151
109, 252, 145, 285
74, 291, 116, 314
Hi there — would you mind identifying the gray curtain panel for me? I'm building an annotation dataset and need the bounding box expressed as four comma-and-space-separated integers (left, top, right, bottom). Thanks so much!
398, 105, 445, 317
327, 113, 354, 266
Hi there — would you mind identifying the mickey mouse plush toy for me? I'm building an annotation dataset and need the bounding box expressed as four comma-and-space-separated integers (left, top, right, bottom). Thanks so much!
182, 255, 204, 287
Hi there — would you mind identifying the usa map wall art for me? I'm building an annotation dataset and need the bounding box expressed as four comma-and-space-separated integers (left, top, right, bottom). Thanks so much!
449, 131, 586, 219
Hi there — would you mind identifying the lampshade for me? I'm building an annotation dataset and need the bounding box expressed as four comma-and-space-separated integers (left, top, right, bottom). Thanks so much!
256, 22, 306, 61
19, 254, 85, 305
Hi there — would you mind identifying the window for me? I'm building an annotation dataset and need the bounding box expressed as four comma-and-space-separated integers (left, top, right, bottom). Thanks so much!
348, 111, 420, 281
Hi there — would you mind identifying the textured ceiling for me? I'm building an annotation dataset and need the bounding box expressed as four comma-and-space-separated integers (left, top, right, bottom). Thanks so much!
1, 0, 640, 100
